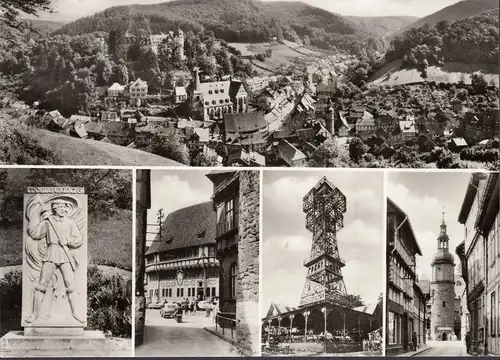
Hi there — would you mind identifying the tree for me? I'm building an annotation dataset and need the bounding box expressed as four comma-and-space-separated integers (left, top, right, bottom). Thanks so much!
149, 134, 190, 165
349, 137, 367, 163
344, 294, 364, 308
192, 152, 218, 166
0, 0, 52, 31
308, 139, 350, 167
471, 72, 488, 92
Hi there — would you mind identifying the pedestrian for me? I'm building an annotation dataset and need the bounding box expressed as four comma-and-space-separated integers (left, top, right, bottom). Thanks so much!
206, 303, 211, 318
465, 331, 471, 354
193, 299, 197, 314
412, 332, 417, 351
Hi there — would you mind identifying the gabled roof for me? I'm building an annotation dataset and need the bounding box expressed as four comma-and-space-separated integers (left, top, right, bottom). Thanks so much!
265, 303, 297, 319
224, 112, 268, 133
108, 83, 125, 91
228, 148, 266, 167
356, 111, 375, 126
146, 202, 215, 255
353, 303, 379, 315
278, 139, 307, 162
229, 80, 246, 98
387, 198, 422, 256
130, 78, 148, 88
198, 80, 232, 104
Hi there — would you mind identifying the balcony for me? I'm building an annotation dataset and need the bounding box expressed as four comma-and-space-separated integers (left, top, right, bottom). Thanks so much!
389, 266, 414, 298
394, 235, 415, 268
145, 255, 219, 273
303, 255, 345, 268
216, 234, 238, 252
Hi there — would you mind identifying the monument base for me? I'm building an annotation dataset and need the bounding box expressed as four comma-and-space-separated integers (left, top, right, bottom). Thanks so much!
0, 330, 106, 350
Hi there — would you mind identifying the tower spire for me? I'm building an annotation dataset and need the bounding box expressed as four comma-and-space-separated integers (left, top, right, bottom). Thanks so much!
438, 208, 449, 250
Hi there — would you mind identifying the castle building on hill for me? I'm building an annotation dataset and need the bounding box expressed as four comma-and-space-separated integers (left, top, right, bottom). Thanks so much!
190, 68, 249, 121
430, 213, 456, 341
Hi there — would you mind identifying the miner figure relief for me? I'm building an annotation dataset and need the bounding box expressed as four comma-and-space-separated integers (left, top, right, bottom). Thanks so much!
23, 192, 87, 325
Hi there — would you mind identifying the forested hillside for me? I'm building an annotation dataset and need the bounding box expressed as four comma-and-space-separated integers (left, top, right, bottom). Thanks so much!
346, 16, 419, 37
386, 8, 499, 67
396, 0, 499, 36
53, 0, 385, 54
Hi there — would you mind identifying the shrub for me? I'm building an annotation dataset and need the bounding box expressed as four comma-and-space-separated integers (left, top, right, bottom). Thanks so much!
0, 270, 22, 337
0, 267, 131, 338
87, 266, 132, 338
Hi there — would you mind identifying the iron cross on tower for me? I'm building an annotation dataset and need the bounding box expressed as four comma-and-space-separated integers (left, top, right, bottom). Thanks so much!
299, 177, 348, 308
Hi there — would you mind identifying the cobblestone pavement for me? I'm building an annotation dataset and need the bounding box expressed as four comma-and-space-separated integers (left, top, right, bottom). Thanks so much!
135, 309, 239, 357
414, 340, 470, 357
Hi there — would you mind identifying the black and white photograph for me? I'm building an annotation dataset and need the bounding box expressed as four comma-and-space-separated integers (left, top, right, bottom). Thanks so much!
385, 171, 499, 356
0, 168, 133, 357
0, 0, 497, 168
135, 169, 260, 356
261, 170, 384, 356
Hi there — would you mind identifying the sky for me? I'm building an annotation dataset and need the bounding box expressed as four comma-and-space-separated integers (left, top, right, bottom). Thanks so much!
31, 0, 463, 22
261, 170, 384, 314
146, 170, 213, 246
387, 171, 478, 282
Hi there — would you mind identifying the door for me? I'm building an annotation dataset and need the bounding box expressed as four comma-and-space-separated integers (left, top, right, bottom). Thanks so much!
442, 332, 447, 341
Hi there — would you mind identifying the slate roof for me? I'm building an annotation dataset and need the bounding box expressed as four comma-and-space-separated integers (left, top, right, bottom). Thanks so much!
146, 202, 216, 255
227, 148, 266, 167
224, 112, 268, 133
199, 80, 232, 105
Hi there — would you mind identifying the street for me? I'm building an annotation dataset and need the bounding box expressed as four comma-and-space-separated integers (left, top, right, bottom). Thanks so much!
135, 308, 240, 357
415, 340, 469, 357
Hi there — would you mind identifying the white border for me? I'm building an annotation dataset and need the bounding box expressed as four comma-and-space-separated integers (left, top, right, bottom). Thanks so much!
131, 168, 137, 357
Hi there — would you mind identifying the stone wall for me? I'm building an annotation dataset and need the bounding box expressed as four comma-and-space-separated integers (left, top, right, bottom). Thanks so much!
430, 281, 455, 340
235, 171, 260, 356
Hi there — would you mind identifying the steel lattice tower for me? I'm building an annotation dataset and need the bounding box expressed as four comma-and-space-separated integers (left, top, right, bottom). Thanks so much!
299, 177, 348, 308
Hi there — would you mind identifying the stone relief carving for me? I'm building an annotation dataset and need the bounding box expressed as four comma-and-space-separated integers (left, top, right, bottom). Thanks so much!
23, 190, 87, 327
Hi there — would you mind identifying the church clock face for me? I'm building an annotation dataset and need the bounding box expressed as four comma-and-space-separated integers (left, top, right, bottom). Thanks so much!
176, 270, 184, 286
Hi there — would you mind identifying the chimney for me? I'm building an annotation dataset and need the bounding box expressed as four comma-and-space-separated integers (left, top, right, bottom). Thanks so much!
194, 67, 200, 91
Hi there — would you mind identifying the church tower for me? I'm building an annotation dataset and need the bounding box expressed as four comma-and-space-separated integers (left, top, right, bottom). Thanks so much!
430, 212, 456, 341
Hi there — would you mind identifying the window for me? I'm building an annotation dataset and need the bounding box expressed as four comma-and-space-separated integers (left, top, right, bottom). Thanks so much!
226, 199, 234, 231
221, 89, 224, 93
162, 288, 166, 297
205, 101, 209, 106
169, 288, 172, 297
492, 292, 496, 335
180, 288, 184, 297
388, 311, 396, 344
230, 263, 237, 299
208, 246, 215, 257
212, 287, 216, 297
220, 99, 224, 104
212, 100, 216, 105
443, 301, 446, 307
206, 287, 210, 297
188, 288, 191, 297
209, 90, 213, 94
214, 89, 219, 94
177, 288, 179, 297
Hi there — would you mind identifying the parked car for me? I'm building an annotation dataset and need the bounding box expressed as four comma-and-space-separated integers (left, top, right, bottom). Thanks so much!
160, 303, 178, 318
148, 301, 162, 309
197, 299, 218, 310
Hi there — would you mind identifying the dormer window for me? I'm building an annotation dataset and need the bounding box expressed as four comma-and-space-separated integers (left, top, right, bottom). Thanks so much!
220, 100, 224, 104
209, 90, 213, 95
214, 89, 219, 94
205, 101, 209, 106
221, 89, 224, 93
198, 230, 206, 238
212, 100, 216, 105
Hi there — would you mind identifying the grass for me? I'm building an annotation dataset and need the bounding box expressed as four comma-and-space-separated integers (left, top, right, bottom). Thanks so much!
0, 210, 132, 271
33, 128, 183, 166
229, 42, 322, 74
369, 60, 499, 87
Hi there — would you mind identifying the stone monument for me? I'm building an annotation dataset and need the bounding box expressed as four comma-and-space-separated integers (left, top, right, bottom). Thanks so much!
1, 187, 106, 351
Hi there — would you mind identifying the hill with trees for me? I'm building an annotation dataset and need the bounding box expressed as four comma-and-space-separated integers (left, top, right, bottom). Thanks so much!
346, 16, 419, 37
24, 19, 67, 33
386, 8, 498, 67
395, 0, 499, 37
53, 0, 385, 54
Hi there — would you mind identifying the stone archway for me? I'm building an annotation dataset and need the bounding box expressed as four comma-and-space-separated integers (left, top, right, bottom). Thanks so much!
442, 332, 447, 341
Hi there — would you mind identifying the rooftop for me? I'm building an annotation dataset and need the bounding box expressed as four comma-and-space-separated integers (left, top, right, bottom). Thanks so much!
146, 202, 215, 255
224, 112, 268, 133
